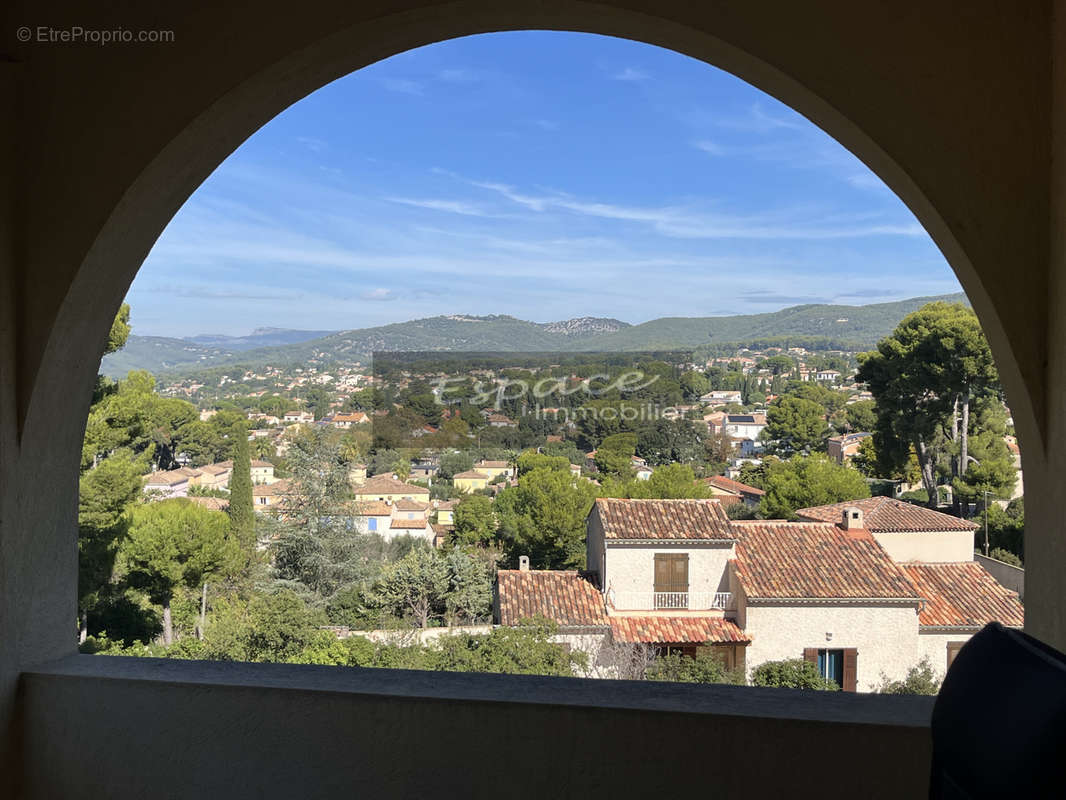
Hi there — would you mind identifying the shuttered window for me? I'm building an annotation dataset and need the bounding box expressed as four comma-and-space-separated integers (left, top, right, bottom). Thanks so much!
653, 553, 689, 594
804, 648, 858, 692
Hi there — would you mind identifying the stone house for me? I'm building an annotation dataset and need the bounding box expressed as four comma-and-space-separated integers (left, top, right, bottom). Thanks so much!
143, 469, 191, 498
826, 432, 872, 465
495, 497, 1023, 690
703, 475, 765, 509
453, 470, 490, 492
352, 474, 431, 504
474, 459, 514, 480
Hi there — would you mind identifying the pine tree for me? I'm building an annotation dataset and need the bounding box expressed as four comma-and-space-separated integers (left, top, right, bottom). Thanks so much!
228, 433, 255, 555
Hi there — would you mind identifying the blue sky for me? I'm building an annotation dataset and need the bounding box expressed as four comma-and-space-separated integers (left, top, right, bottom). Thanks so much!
130, 31, 962, 338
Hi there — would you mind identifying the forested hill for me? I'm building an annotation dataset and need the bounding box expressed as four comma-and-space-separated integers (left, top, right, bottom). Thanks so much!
100, 295, 967, 378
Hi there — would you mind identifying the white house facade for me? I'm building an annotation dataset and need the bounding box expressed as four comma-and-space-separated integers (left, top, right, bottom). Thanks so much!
495, 497, 1023, 691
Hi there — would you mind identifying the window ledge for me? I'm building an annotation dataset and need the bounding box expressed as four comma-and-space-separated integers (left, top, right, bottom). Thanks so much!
19, 654, 934, 799
25, 653, 934, 727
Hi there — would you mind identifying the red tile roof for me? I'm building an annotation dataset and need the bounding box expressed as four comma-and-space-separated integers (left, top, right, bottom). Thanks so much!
476, 460, 511, 469
593, 498, 735, 541
393, 498, 428, 512
354, 474, 430, 496
144, 470, 189, 486
904, 563, 1024, 628
609, 616, 750, 644
704, 475, 765, 497
496, 570, 608, 627
795, 496, 978, 532
454, 470, 490, 480
390, 518, 431, 530
252, 479, 292, 497
732, 522, 919, 600
355, 500, 393, 516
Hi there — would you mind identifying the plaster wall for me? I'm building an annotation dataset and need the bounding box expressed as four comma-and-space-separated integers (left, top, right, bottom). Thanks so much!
917, 630, 971, 678
743, 603, 920, 691
554, 631, 614, 677
872, 530, 975, 563
605, 542, 733, 599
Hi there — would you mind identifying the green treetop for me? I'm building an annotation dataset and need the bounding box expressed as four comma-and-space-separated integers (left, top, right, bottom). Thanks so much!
119, 499, 241, 645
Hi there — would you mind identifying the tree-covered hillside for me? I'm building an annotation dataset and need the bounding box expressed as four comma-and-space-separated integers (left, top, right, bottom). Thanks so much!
101, 295, 967, 378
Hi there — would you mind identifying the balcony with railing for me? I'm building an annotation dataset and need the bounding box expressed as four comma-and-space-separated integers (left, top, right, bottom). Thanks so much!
607, 590, 734, 611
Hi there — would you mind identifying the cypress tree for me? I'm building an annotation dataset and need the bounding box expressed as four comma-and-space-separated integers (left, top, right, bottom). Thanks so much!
229, 433, 255, 555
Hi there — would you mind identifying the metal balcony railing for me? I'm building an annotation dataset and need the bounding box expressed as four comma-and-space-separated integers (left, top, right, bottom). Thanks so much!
607, 591, 734, 611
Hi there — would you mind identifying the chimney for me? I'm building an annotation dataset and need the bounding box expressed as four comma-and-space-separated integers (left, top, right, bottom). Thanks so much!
842, 507, 864, 530
518, 555, 530, 572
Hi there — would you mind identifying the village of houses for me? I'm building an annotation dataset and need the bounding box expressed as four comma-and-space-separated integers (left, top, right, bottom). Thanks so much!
141, 344, 1025, 692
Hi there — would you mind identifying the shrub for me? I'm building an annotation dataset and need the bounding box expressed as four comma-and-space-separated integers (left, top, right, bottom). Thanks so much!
988, 547, 1022, 567
750, 658, 838, 690
646, 649, 745, 685
875, 658, 941, 695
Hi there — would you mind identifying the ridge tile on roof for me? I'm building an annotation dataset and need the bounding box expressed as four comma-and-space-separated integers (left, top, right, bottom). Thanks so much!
594, 498, 734, 541
732, 521, 919, 600
904, 562, 1024, 628
496, 570, 608, 628
795, 496, 978, 532
608, 616, 750, 644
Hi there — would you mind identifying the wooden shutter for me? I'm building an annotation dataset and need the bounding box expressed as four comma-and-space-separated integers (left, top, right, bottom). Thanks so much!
802, 648, 817, 665
842, 648, 858, 692
653, 554, 689, 593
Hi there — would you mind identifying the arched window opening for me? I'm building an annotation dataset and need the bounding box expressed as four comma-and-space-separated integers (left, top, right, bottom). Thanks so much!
78, 32, 1024, 695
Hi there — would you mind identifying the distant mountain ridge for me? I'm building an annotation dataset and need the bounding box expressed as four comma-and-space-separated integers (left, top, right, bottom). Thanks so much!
183, 328, 338, 349
541, 317, 630, 335
99, 294, 969, 378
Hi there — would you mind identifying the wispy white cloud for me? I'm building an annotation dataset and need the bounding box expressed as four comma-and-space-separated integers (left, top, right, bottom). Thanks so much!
381, 78, 424, 95
846, 171, 888, 191
462, 175, 923, 240
295, 136, 328, 153
437, 68, 480, 82
613, 67, 649, 81
361, 288, 396, 301
692, 139, 726, 156
716, 103, 806, 133
386, 197, 493, 217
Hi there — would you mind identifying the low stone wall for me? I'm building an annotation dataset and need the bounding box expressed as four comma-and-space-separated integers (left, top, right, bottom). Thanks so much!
326, 624, 493, 645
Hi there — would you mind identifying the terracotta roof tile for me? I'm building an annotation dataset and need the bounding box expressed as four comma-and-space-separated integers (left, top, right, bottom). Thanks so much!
354, 474, 430, 496
904, 563, 1024, 628
795, 496, 977, 532
252, 479, 291, 496
354, 500, 392, 516
704, 475, 765, 496
454, 470, 490, 480
390, 518, 431, 530
476, 460, 511, 469
732, 522, 919, 600
593, 498, 734, 541
144, 470, 190, 486
609, 616, 750, 644
496, 570, 608, 627
393, 498, 428, 512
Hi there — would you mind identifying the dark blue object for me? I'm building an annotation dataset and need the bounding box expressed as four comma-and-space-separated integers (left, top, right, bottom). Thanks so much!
930, 622, 1066, 798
